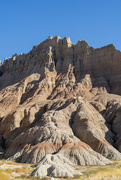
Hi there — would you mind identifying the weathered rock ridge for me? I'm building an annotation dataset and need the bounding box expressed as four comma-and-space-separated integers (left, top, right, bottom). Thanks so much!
0, 36, 121, 177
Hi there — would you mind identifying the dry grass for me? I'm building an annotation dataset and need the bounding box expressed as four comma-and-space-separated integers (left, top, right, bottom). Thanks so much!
1, 159, 121, 180
0, 169, 10, 180
3, 166, 32, 174
91, 166, 121, 179
75, 160, 121, 180
16, 175, 50, 180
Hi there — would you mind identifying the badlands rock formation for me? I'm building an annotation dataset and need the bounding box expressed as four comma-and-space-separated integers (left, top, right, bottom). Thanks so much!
31, 154, 82, 178
0, 36, 121, 177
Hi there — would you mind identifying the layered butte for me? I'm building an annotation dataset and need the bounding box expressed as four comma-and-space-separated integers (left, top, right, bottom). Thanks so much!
0, 36, 121, 177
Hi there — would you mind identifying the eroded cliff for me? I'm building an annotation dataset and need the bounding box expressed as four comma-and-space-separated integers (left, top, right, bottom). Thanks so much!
0, 36, 121, 177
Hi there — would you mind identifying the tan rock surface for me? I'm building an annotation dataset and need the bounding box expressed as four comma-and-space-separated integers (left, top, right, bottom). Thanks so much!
72, 99, 121, 159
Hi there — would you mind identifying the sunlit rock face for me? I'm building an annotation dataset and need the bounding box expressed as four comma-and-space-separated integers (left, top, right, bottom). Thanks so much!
0, 36, 121, 172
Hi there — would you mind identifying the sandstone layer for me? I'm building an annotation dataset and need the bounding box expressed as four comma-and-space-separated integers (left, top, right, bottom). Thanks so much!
0, 36, 121, 177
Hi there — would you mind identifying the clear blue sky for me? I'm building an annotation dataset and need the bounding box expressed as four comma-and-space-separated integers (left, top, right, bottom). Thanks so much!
0, 0, 121, 63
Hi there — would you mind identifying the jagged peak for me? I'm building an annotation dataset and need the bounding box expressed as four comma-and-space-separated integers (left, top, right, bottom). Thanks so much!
48, 35, 53, 39
1, 36, 120, 71
95, 44, 116, 51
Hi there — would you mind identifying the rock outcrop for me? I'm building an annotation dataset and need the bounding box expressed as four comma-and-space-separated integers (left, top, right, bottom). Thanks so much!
31, 154, 82, 178
4, 97, 113, 165
72, 99, 121, 159
0, 36, 121, 177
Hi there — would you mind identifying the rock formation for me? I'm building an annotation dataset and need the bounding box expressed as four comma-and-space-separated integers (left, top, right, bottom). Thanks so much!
0, 36, 121, 177
31, 154, 82, 178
